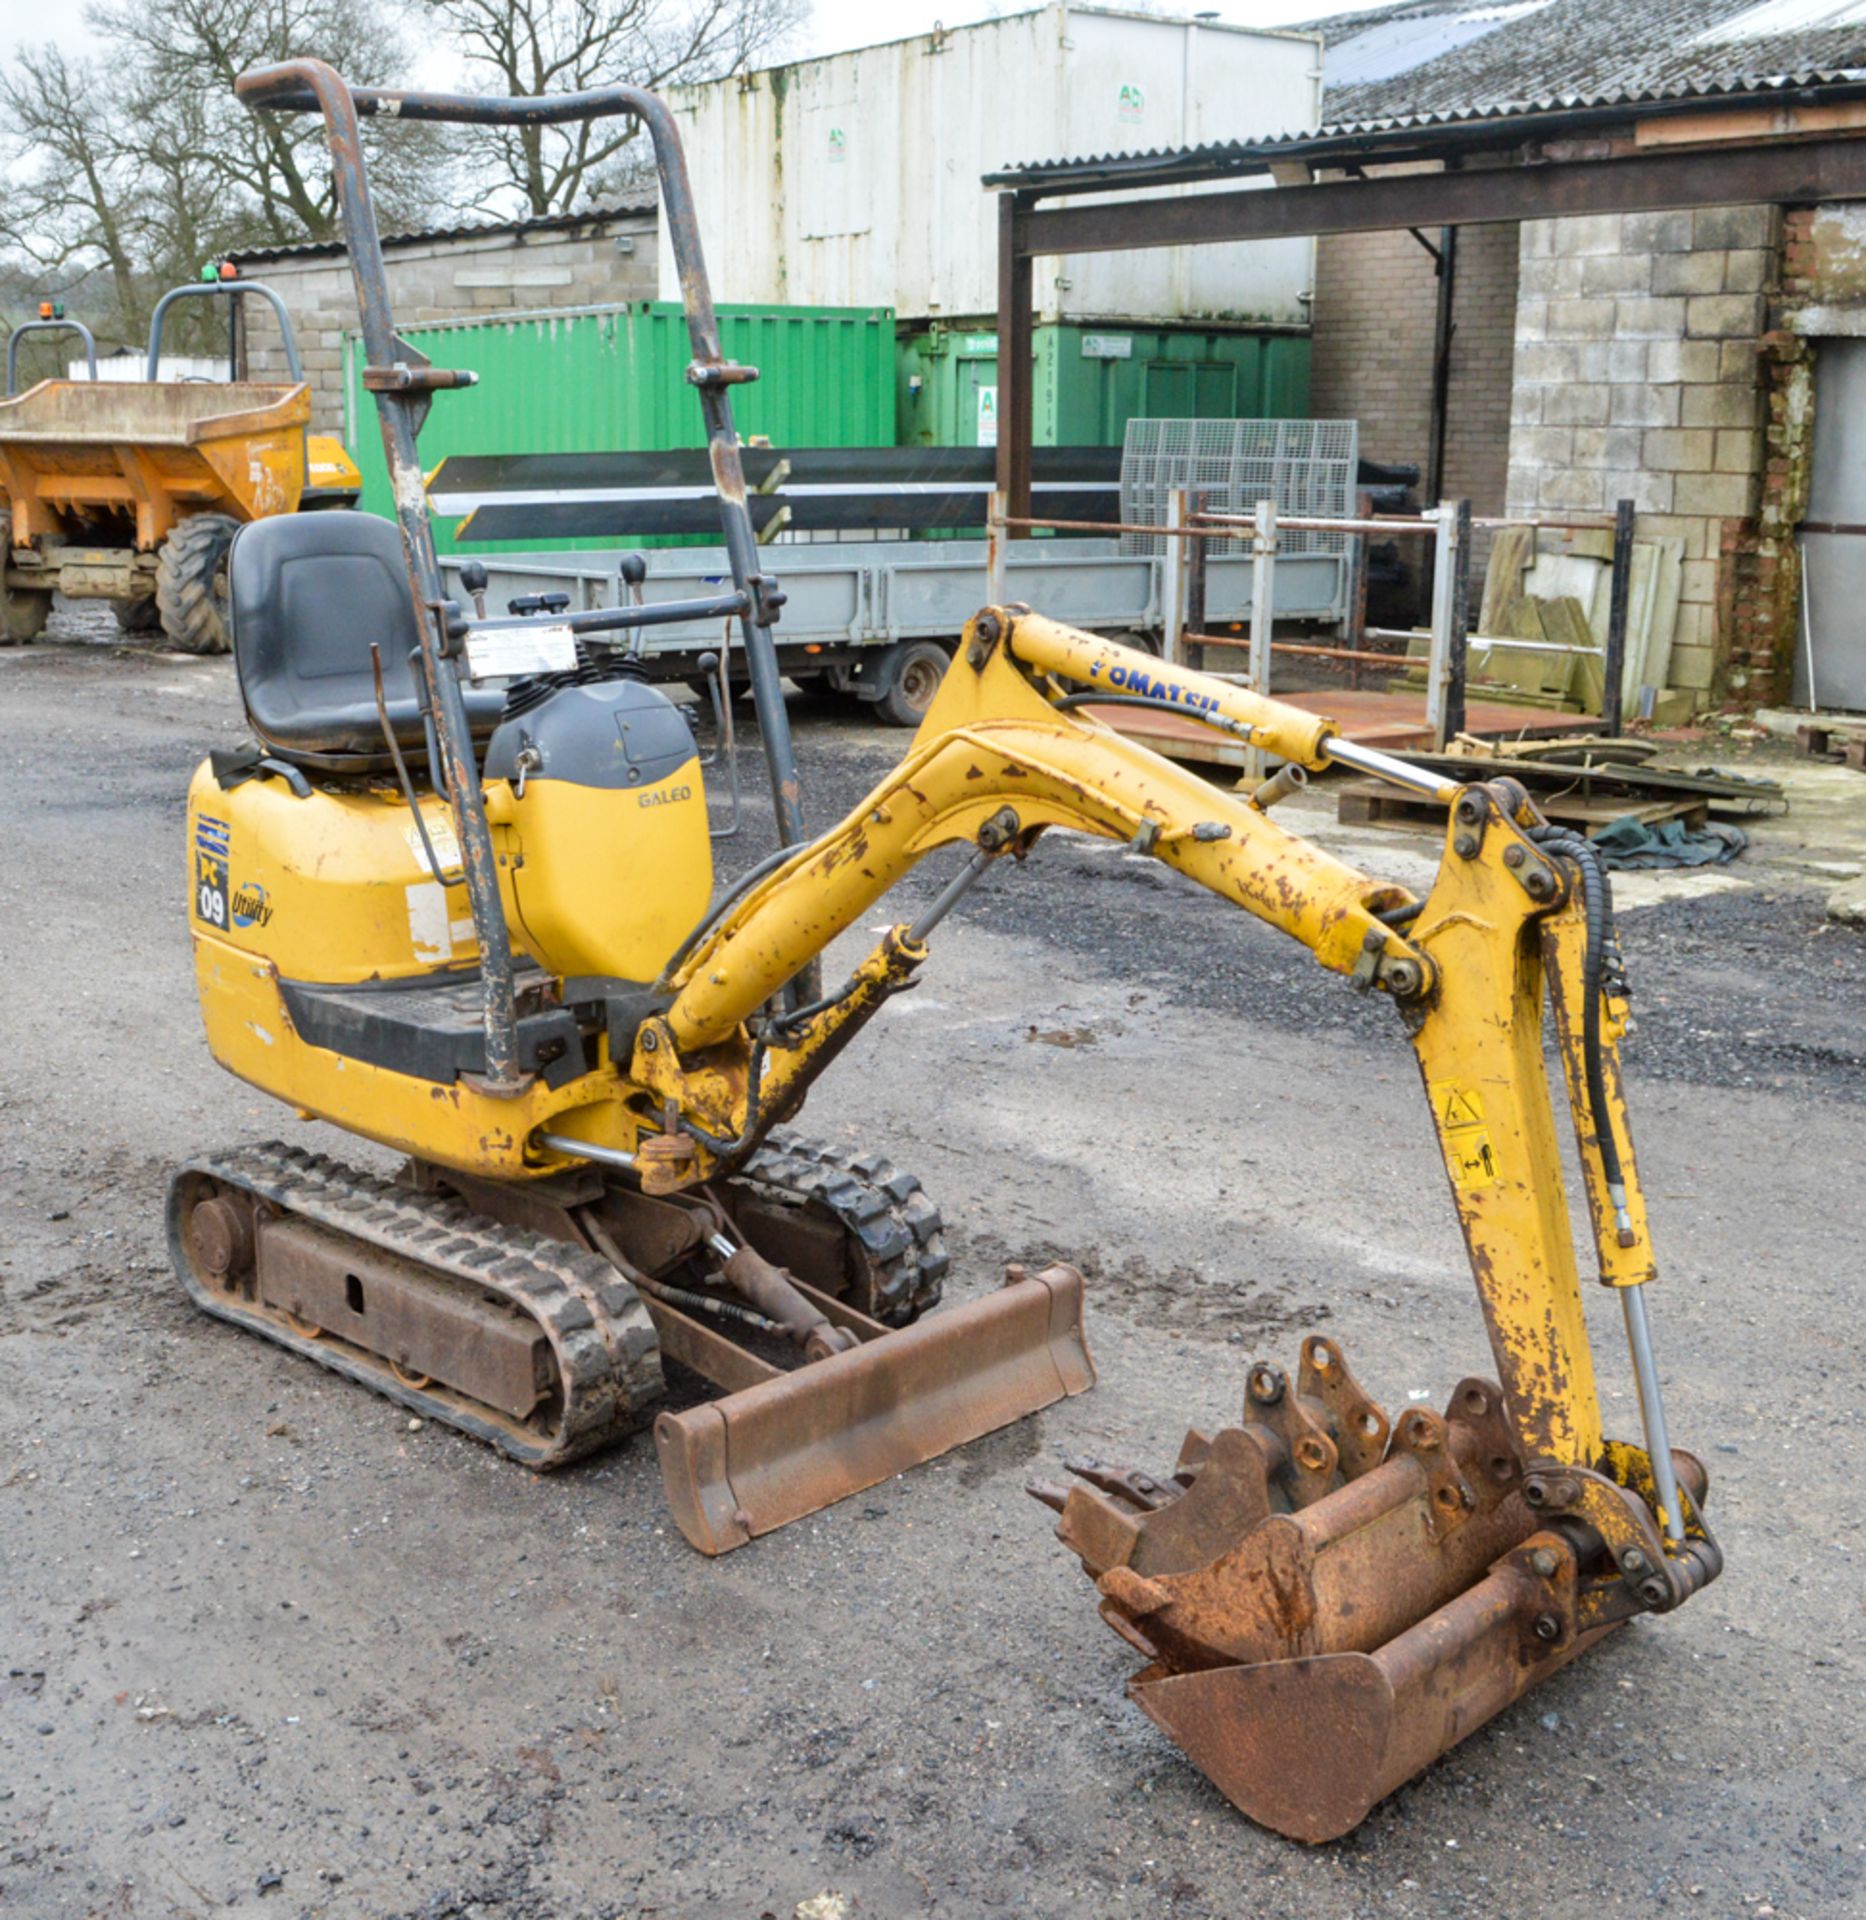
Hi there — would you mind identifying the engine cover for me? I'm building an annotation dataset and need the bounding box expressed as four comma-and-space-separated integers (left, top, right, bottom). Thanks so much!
484, 679, 713, 982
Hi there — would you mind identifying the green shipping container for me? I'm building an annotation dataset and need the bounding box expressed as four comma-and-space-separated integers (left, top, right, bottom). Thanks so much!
344, 301, 896, 553
896, 323, 1311, 450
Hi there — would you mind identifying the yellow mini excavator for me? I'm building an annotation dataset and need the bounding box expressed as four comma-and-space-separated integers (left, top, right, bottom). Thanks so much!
173, 62, 1718, 1841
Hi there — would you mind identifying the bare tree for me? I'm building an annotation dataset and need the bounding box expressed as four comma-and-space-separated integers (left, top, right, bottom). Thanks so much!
0, 0, 456, 350
425, 0, 808, 216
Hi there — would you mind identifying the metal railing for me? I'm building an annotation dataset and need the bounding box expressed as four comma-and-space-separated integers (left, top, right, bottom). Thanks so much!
988, 490, 1642, 772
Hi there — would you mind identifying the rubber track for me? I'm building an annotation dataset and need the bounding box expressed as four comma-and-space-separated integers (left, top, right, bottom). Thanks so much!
734, 1128, 949, 1324
169, 1142, 663, 1468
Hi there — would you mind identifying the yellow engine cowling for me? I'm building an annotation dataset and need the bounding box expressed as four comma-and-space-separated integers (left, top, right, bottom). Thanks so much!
187, 763, 480, 984
483, 678, 713, 982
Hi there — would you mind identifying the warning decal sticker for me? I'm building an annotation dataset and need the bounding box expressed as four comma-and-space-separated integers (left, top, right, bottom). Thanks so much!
1431, 1081, 1500, 1191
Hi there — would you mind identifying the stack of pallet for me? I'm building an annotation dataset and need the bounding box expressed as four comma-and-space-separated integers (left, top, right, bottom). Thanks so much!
1389, 523, 1688, 721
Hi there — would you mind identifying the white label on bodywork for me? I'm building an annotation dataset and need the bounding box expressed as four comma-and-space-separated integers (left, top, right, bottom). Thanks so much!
406, 881, 452, 961
464, 623, 577, 681
405, 814, 461, 876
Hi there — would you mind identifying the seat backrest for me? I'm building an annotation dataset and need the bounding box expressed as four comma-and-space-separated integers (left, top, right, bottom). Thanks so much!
230, 513, 501, 772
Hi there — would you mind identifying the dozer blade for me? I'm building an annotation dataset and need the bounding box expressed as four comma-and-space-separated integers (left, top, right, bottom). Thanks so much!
1035, 1334, 1713, 1843
658, 1262, 1094, 1554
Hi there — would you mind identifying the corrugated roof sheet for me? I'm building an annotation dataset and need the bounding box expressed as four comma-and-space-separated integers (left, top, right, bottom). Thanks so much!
986, 65, 1866, 186
230, 200, 656, 263
987, 0, 1866, 187
1311, 0, 1866, 124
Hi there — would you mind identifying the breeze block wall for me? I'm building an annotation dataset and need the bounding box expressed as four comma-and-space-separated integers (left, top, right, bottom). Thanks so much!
232, 210, 660, 434
1310, 220, 1520, 513
1507, 205, 1777, 702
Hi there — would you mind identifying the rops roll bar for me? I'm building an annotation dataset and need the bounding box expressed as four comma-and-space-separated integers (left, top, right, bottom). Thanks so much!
6, 317, 98, 396
235, 58, 807, 1089
145, 280, 305, 383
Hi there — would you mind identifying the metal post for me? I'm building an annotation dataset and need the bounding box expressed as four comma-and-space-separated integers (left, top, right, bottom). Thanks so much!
1346, 487, 1372, 689
1424, 501, 1457, 748
1425, 225, 1457, 512
1443, 497, 1472, 747
1186, 496, 1209, 674
1603, 495, 1636, 736
995, 191, 1035, 532
1247, 497, 1277, 780
986, 487, 1008, 604
1162, 488, 1188, 667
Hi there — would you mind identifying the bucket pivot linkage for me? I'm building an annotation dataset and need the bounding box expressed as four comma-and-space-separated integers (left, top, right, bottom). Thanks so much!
1030, 1333, 1719, 1844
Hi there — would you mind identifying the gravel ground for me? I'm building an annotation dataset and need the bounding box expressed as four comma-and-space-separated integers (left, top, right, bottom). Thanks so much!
3, 620, 1864, 1920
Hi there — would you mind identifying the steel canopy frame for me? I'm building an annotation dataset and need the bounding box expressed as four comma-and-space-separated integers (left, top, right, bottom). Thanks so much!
992, 127, 1866, 522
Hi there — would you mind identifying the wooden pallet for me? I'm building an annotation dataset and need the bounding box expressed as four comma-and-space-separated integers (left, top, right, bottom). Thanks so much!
1334, 779, 1708, 839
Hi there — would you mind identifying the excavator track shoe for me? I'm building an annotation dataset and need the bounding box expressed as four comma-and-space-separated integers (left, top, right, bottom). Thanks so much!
169, 1143, 663, 1466
1035, 1336, 1710, 1842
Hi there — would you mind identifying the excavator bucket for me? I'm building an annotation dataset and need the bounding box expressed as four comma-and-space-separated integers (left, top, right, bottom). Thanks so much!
661, 1262, 1095, 1554
1032, 1334, 1710, 1843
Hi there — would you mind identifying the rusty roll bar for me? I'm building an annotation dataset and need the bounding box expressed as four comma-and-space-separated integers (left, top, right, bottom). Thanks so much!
236, 61, 814, 1079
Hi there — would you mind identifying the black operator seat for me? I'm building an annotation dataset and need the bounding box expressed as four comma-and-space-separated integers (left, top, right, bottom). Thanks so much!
228, 513, 504, 773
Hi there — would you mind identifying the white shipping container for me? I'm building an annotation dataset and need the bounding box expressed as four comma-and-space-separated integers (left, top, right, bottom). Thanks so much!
661, 3, 1321, 326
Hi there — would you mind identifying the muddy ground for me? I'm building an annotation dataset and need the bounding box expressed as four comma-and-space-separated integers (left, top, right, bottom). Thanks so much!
3, 623, 1864, 1920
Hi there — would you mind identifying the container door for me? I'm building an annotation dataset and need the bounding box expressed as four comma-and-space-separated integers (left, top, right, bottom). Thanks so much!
1141, 360, 1235, 420
1798, 336, 1866, 710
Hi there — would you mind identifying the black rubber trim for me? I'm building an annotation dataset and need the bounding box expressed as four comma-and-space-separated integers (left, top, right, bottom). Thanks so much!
278, 972, 588, 1088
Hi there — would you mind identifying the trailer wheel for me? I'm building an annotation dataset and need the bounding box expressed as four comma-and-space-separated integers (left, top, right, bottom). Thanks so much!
873, 639, 950, 727
156, 513, 239, 655
0, 512, 50, 644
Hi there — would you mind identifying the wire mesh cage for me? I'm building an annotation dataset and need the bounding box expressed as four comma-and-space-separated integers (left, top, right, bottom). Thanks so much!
1119, 419, 1360, 559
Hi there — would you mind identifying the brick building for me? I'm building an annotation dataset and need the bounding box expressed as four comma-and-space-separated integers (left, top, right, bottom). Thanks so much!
230, 202, 658, 434
1299, 0, 1866, 708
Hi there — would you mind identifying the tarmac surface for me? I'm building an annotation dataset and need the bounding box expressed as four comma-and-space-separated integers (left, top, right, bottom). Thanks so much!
3, 618, 1864, 1920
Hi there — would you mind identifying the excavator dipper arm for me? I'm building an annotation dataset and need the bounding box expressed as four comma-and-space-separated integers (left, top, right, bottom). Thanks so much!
545, 609, 1717, 1833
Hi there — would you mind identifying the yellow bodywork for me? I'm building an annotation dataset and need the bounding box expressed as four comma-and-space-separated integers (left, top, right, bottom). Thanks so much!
187, 605, 1660, 1475
303, 434, 363, 507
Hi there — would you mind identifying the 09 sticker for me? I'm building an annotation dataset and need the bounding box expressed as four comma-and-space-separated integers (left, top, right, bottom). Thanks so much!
194, 814, 231, 929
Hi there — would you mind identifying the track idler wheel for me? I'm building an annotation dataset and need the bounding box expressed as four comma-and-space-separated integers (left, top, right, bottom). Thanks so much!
1031, 1336, 1713, 1843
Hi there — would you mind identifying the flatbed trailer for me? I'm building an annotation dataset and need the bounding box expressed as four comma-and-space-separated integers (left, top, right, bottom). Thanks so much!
439, 534, 1351, 724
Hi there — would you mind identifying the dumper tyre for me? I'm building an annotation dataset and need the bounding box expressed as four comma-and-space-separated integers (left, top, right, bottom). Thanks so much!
1, 587, 51, 644
156, 513, 239, 655
0, 511, 50, 644
873, 638, 951, 726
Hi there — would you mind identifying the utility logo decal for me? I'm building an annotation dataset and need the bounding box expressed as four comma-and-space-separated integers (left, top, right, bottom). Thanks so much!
231, 881, 273, 929
1118, 84, 1145, 124
194, 815, 231, 929
1431, 1081, 1499, 1191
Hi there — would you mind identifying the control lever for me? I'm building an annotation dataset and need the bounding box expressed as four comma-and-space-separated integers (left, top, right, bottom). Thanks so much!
458, 560, 488, 621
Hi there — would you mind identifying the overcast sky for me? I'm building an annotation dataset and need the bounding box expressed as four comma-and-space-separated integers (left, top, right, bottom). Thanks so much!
0, 0, 1396, 64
